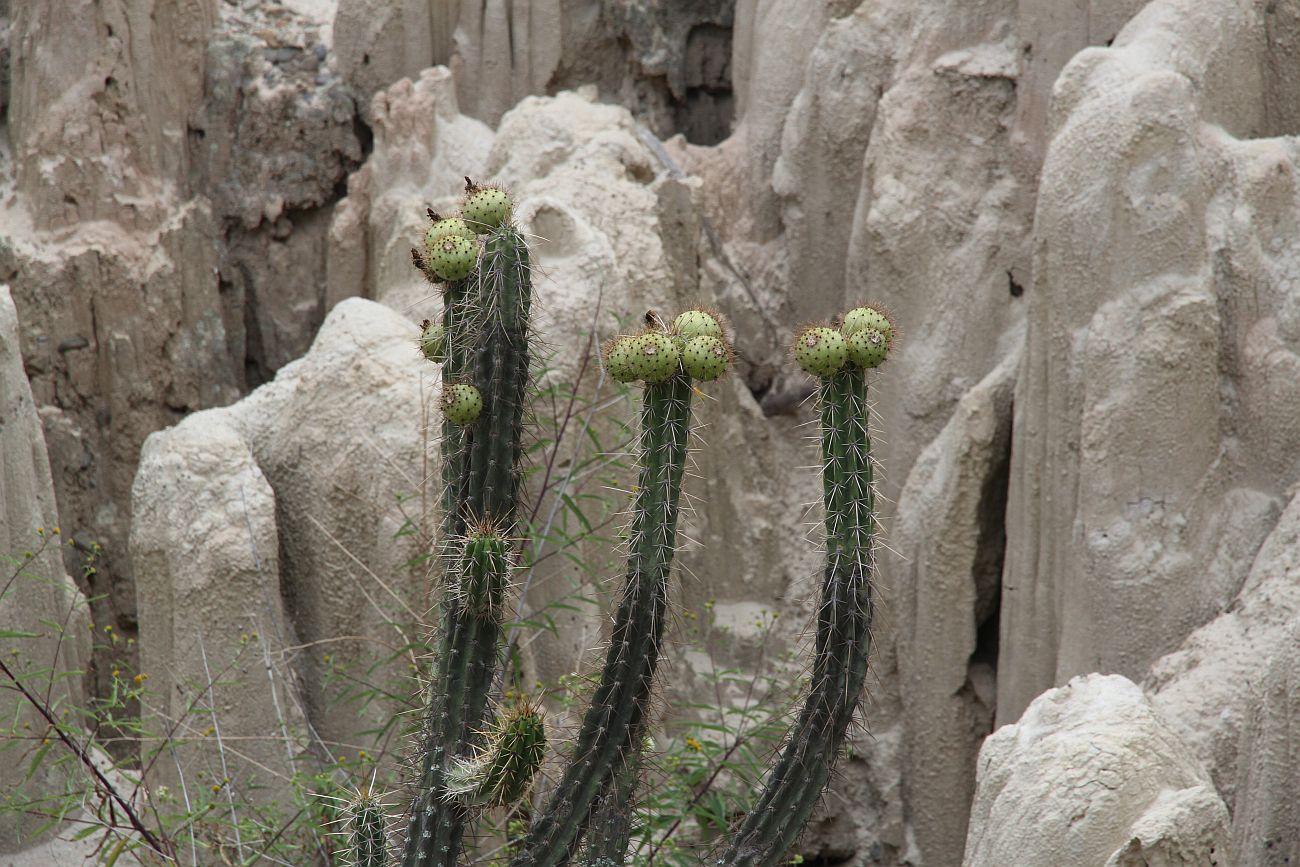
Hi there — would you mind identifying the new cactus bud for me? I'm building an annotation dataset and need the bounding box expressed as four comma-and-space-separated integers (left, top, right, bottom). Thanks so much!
847, 328, 889, 369
420, 320, 447, 364
441, 383, 483, 425
462, 183, 512, 232
681, 335, 729, 382
842, 305, 894, 343
673, 308, 724, 341
603, 336, 642, 383
794, 326, 848, 378
633, 332, 681, 384
445, 699, 547, 810
346, 787, 389, 867
429, 236, 477, 282
458, 525, 511, 620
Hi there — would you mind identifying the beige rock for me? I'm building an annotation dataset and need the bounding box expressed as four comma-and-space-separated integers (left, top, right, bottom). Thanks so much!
963, 674, 1231, 867
1231, 619, 1300, 866
894, 351, 1017, 867
999, 0, 1300, 722
0, 287, 89, 851
133, 298, 429, 791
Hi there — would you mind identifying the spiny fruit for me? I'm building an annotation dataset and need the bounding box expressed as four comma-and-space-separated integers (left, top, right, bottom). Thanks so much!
681, 335, 729, 382
673, 308, 724, 341
445, 699, 546, 809
634, 332, 681, 384
428, 235, 477, 282
603, 335, 641, 383
420, 319, 447, 363
794, 326, 848, 378
441, 383, 483, 425
842, 305, 894, 343
847, 328, 889, 369
462, 183, 512, 233
424, 217, 476, 254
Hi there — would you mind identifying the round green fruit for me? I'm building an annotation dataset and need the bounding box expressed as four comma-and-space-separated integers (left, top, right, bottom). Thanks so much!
420, 321, 447, 363
793, 326, 848, 378
634, 332, 680, 384
847, 328, 889, 369
842, 306, 893, 342
429, 236, 477, 282
442, 383, 483, 425
673, 309, 723, 341
604, 336, 641, 383
681, 335, 729, 382
463, 187, 512, 232
424, 218, 476, 257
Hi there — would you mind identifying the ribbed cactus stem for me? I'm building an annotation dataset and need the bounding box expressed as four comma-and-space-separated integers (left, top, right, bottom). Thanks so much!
348, 791, 389, 867
511, 373, 695, 867
579, 724, 644, 867
720, 367, 875, 867
445, 699, 547, 810
402, 223, 533, 867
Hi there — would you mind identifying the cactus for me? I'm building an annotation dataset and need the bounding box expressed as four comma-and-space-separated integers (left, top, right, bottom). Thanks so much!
345, 788, 390, 867
401, 185, 533, 867
445, 698, 547, 810
381, 175, 884, 867
718, 312, 886, 867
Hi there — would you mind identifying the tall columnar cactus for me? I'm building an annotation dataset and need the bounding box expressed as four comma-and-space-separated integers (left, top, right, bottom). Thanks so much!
509, 365, 696, 867
719, 309, 893, 867
352, 171, 888, 867
399, 181, 534, 867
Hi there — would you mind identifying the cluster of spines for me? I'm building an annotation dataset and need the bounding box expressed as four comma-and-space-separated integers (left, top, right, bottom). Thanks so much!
792, 304, 895, 379
718, 309, 888, 867
602, 308, 735, 385
400, 180, 534, 867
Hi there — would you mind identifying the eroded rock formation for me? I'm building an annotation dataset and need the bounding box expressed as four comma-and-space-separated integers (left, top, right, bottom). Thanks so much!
3, 0, 1300, 863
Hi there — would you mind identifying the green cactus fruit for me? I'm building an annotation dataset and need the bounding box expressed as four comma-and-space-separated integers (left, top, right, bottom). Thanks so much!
425, 218, 477, 255
794, 327, 848, 378
429, 236, 477, 282
463, 186, 512, 233
634, 332, 681, 384
420, 320, 447, 363
673, 308, 724, 340
441, 383, 483, 425
603, 336, 642, 383
681, 335, 729, 382
847, 328, 889, 369
445, 699, 547, 810
842, 306, 894, 343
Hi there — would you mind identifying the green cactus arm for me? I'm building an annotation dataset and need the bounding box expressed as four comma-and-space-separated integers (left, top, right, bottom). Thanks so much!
578, 725, 645, 867
509, 373, 695, 867
719, 368, 875, 867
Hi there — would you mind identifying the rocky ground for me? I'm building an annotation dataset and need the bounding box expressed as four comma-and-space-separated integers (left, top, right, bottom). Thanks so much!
2, 0, 1298, 864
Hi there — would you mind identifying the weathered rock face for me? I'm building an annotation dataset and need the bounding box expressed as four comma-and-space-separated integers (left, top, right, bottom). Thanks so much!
0, 287, 89, 851
1000, 0, 1300, 719
132, 298, 428, 793
333, 0, 737, 139
963, 674, 1231, 867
